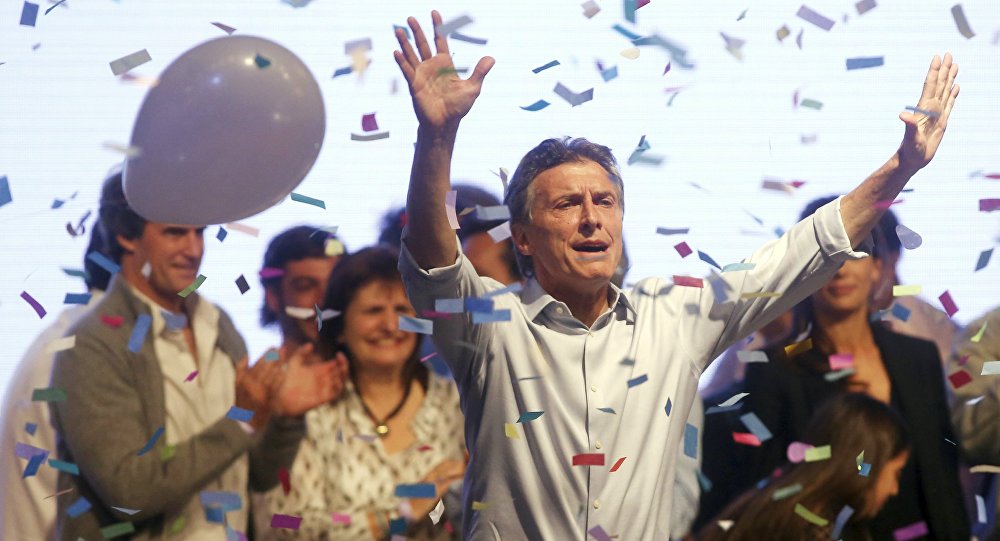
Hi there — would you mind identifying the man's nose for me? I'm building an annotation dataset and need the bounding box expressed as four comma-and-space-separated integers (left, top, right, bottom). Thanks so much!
580, 199, 601, 229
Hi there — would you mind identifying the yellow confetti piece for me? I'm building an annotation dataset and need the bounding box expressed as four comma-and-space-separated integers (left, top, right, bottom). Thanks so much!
620, 47, 640, 59
325, 238, 344, 257
804, 444, 831, 462
160, 444, 177, 462
472, 501, 489, 511
971, 320, 988, 343
741, 291, 781, 300
794, 503, 829, 526
892, 284, 922, 297
504, 423, 520, 440
784, 338, 813, 358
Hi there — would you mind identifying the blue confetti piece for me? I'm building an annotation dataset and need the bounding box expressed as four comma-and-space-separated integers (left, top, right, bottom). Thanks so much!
393, 24, 411, 39
399, 315, 433, 334
434, 298, 464, 313
975, 248, 992, 271
597, 407, 616, 414
846, 56, 884, 70
520, 100, 550, 111
390, 517, 407, 534
51, 199, 65, 209
162, 310, 187, 331
127, 314, 151, 353
464, 297, 494, 313
62, 268, 90, 281
696, 469, 713, 492
859, 462, 872, 476
264, 350, 280, 362
664, 398, 672, 416
516, 411, 544, 423
891, 302, 912, 322
66, 497, 92, 518
532, 60, 560, 73
683, 423, 698, 458
226, 406, 254, 423
612, 23, 642, 40
25, 422, 37, 435
216, 227, 227, 242
697, 250, 722, 270
394, 483, 436, 499
136, 426, 164, 456
20, 1, 39, 26
200, 491, 242, 511
0, 176, 12, 208
722, 262, 756, 272
474, 205, 511, 221
627, 374, 648, 388
63, 292, 92, 305
87, 251, 120, 275
332, 66, 352, 78
472, 310, 511, 323
739, 412, 773, 442
831, 505, 855, 539
23, 453, 45, 478
601, 66, 619, 82
290, 192, 326, 209
204, 506, 226, 523
48, 458, 79, 475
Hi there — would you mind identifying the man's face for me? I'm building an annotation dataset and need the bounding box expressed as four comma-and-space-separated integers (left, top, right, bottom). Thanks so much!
512, 159, 623, 293
120, 223, 205, 302
267, 256, 340, 343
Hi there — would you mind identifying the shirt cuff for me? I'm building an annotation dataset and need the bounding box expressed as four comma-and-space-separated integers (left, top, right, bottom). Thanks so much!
816, 196, 871, 261
398, 233, 465, 281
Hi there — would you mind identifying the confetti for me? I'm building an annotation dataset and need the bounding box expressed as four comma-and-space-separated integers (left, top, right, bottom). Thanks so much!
127, 314, 152, 353
664, 398, 672, 416
737, 8, 748, 20
32, 387, 67, 402
683, 423, 698, 458
451, 32, 487, 45
698, 250, 722, 270
436, 14, 473, 37
938, 290, 959, 317
784, 338, 812, 357
672, 242, 692, 258
351, 131, 390, 142
471, 501, 489, 511
226, 406, 254, 423
472, 309, 511, 323
831, 506, 855, 538
0, 176, 12, 207
553, 82, 594, 106
895, 224, 922, 249
981, 361, 1000, 375
177, 275, 207, 298
395, 483, 436, 499
732, 432, 761, 446
904, 105, 939, 117
856, 0, 876, 14
797, 5, 835, 31
893, 521, 929, 541
892, 284, 921, 297
794, 503, 828, 526
399, 315, 433, 335
271, 514, 302, 530
971, 465, 1000, 474
211, 22, 236, 34
136, 426, 164, 456
739, 412, 772, 442
977, 494, 987, 524
23, 453, 45, 478
235, 275, 250, 295
428, 500, 446, 525
948, 370, 972, 389
101, 315, 124, 328
533, 60, 560, 73
110, 49, 152, 76
100, 522, 136, 538
846, 56, 884, 70
20, 291, 46, 318
597, 407, 615, 414
111, 507, 141, 516
19, 1, 39, 26
517, 411, 544, 423
47, 458, 79, 475
656, 227, 689, 235
800, 98, 823, 110
971, 320, 988, 343
331, 512, 352, 525
975, 248, 993, 271
487, 221, 512, 242
805, 444, 831, 462
589, 525, 613, 541
829, 354, 854, 370
722, 262, 755, 272
776, 25, 791, 41
772, 483, 803, 500
25, 423, 37, 435
718, 392, 749, 407
475, 205, 511, 221
184, 370, 199, 382
63, 292, 91, 305
254, 54, 271, 68
673, 276, 703, 288
572, 453, 605, 466
67, 497, 92, 518
224, 222, 259, 237
290, 192, 326, 209
44, 335, 75, 354
627, 374, 648, 388
951, 4, 975, 39
737, 350, 768, 363
504, 423, 519, 439
609, 457, 627, 472
582, 0, 600, 18
980, 199, 1000, 212
360, 113, 379, 132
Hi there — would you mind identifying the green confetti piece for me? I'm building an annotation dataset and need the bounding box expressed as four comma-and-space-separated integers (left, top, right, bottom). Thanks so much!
177, 274, 207, 298
800, 98, 823, 110
289, 192, 326, 209
32, 388, 67, 402
169, 516, 186, 534
804, 444, 831, 462
772, 483, 803, 500
160, 444, 177, 462
794, 503, 829, 526
101, 522, 136, 539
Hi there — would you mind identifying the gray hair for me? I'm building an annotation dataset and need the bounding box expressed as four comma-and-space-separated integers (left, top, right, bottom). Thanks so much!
502, 137, 625, 278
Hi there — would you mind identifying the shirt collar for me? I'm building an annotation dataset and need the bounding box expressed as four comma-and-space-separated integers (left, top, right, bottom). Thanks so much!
126, 282, 217, 337
520, 278, 636, 323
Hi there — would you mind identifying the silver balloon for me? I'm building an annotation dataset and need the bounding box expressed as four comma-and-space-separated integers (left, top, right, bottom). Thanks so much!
124, 35, 325, 225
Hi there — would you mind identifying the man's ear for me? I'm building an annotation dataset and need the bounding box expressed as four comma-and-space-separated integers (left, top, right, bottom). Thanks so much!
116, 234, 137, 255
511, 223, 533, 257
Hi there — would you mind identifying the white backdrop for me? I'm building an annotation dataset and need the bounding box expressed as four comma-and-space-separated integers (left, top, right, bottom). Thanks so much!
1, 0, 998, 390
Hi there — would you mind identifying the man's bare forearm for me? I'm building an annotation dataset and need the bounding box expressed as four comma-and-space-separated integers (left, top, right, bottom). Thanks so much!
404, 125, 460, 269
839, 149, 920, 249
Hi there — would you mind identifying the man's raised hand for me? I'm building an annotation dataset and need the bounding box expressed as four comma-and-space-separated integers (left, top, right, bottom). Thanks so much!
898, 53, 960, 173
393, 10, 495, 131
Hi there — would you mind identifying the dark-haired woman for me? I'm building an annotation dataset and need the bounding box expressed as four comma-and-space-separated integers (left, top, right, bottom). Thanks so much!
727, 198, 969, 540
256, 246, 465, 540
698, 394, 911, 540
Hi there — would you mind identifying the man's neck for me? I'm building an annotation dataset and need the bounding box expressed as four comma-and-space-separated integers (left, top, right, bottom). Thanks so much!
815, 309, 876, 353
539, 276, 611, 328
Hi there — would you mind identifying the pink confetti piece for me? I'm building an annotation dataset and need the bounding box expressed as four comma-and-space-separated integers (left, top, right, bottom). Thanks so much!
101, 315, 124, 328
948, 370, 972, 389
673, 276, 704, 288
184, 370, 198, 382
980, 198, 1000, 212
609, 456, 627, 472
225, 222, 260, 237
674, 242, 692, 258
829, 354, 854, 370
259, 267, 285, 279
733, 432, 762, 447
420, 352, 439, 363
331, 512, 352, 525
361, 113, 379, 132
20, 291, 46, 318
893, 521, 928, 541
873, 199, 903, 210
270, 514, 302, 530
787, 441, 814, 463
938, 290, 959, 317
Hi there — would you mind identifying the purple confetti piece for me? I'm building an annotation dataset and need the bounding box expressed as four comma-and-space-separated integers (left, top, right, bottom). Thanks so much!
893, 521, 928, 541
796, 5, 835, 30
980, 198, 1000, 212
270, 514, 302, 530
20, 291, 46, 318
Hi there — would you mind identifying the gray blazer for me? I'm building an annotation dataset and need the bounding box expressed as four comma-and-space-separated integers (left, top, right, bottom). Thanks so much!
50, 277, 304, 540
